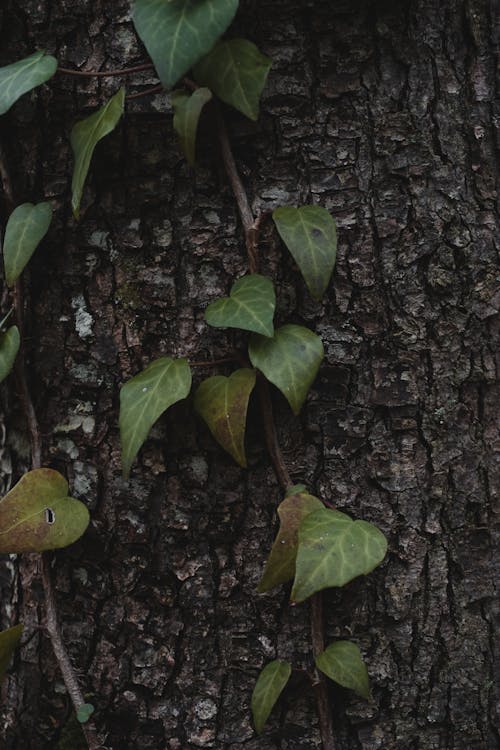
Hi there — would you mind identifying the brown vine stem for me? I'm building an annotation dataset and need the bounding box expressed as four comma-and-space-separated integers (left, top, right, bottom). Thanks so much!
0, 140, 102, 750
215, 110, 336, 750
125, 84, 164, 101
189, 357, 239, 367
57, 62, 155, 77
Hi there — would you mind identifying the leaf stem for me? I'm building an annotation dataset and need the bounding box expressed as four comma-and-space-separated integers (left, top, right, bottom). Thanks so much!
57, 63, 155, 77
189, 357, 238, 367
125, 84, 164, 101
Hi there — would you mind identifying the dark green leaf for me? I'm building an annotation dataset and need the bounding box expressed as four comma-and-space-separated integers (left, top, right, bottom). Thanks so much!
272, 206, 337, 300
119, 357, 192, 478
76, 703, 95, 724
0, 624, 23, 683
3, 202, 52, 286
194, 368, 256, 467
172, 87, 212, 166
316, 641, 371, 699
194, 38, 271, 121
258, 492, 324, 592
132, 0, 238, 90
291, 508, 387, 603
205, 274, 275, 337
0, 51, 57, 116
248, 324, 324, 415
70, 87, 125, 219
0, 469, 90, 553
0, 325, 20, 385
251, 660, 291, 734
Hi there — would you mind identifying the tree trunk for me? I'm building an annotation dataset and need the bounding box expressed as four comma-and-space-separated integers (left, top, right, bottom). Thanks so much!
0, 1, 498, 749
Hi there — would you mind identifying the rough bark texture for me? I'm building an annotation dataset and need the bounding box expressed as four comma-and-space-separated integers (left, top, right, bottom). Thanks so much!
0, 1, 499, 749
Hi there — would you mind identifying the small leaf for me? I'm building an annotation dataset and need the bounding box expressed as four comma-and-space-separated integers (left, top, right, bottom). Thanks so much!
70, 87, 125, 219
316, 641, 371, 699
0, 624, 23, 683
272, 206, 337, 300
3, 202, 52, 286
76, 703, 95, 724
119, 357, 192, 478
205, 274, 275, 337
194, 368, 256, 467
258, 492, 324, 592
0, 51, 57, 116
291, 508, 387, 603
285, 483, 307, 497
193, 39, 271, 121
172, 87, 212, 166
132, 0, 238, 90
0, 469, 90, 553
251, 660, 291, 734
0, 325, 20, 385
248, 324, 324, 415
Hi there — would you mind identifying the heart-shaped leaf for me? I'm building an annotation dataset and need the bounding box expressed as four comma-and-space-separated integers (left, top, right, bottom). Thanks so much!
0, 325, 20, 385
251, 660, 291, 734
132, 0, 238, 90
316, 641, 371, 699
248, 324, 324, 415
70, 87, 125, 219
205, 274, 275, 337
0, 51, 57, 116
258, 491, 324, 592
291, 508, 387, 603
172, 87, 212, 167
3, 202, 52, 286
272, 206, 337, 300
120, 357, 192, 478
0, 624, 23, 683
0, 469, 90, 553
193, 39, 271, 121
76, 703, 95, 724
194, 368, 256, 467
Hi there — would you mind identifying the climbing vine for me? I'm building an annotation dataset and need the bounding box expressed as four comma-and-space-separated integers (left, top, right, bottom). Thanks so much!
0, 2, 388, 749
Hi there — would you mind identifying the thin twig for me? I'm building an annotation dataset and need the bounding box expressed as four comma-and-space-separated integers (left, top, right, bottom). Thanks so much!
189, 357, 238, 367
126, 84, 164, 101
57, 63, 155, 77
215, 109, 335, 750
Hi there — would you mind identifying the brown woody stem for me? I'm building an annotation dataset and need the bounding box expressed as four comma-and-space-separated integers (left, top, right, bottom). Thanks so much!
57, 63, 155, 77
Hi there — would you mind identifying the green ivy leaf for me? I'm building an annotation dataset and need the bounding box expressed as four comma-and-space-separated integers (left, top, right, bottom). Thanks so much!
251, 660, 291, 734
70, 87, 125, 219
205, 274, 275, 337
0, 325, 20, 385
248, 324, 324, 415
3, 202, 52, 286
0, 624, 23, 683
194, 368, 256, 467
0, 51, 57, 116
291, 508, 387, 603
119, 357, 192, 478
272, 206, 337, 300
258, 492, 324, 592
0, 469, 90, 554
76, 703, 95, 724
285, 483, 307, 497
193, 39, 271, 121
172, 87, 212, 167
316, 641, 371, 700
132, 0, 238, 90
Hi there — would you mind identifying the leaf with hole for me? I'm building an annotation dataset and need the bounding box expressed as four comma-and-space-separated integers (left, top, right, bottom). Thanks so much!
258, 491, 324, 592
0, 624, 23, 683
205, 274, 275, 337
0, 325, 20, 385
76, 703, 95, 724
132, 0, 238, 90
70, 87, 125, 219
316, 641, 371, 699
120, 357, 192, 478
172, 87, 212, 166
248, 324, 324, 415
0, 51, 57, 116
194, 368, 255, 467
251, 660, 291, 734
0, 469, 90, 554
291, 508, 387, 603
193, 38, 271, 121
272, 206, 337, 300
3, 202, 52, 286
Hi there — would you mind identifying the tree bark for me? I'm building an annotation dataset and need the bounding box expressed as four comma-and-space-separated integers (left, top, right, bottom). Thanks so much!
0, 1, 498, 749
